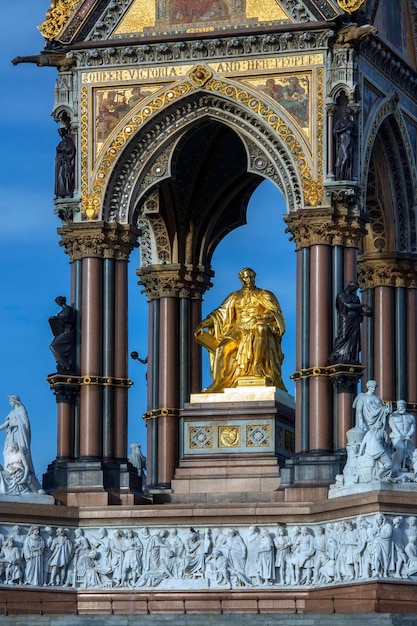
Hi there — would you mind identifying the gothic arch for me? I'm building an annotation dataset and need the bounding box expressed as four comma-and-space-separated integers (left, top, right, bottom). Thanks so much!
96, 88, 310, 270
363, 111, 417, 255
86, 76, 320, 226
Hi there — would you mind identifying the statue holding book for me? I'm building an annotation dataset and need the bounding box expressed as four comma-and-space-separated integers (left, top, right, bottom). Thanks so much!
194, 268, 286, 392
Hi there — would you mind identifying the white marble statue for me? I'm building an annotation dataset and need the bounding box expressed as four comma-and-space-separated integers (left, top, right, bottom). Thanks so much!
128, 442, 146, 490
389, 400, 416, 475
332, 382, 417, 491
353, 380, 387, 431
0, 396, 42, 495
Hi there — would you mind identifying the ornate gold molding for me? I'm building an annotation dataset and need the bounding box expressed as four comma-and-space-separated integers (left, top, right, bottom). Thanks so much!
142, 408, 181, 421
336, 0, 366, 13
84, 67, 324, 219
137, 264, 214, 300
358, 253, 417, 289
47, 373, 133, 388
291, 363, 364, 381
38, 0, 79, 42
58, 223, 140, 261
205, 76, 323, 207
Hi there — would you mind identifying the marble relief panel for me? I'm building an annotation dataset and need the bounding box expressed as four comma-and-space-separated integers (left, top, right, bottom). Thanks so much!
1, 513, 417, 590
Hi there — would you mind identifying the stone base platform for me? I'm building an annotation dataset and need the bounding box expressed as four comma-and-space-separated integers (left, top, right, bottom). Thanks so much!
162, 455, 281, 503
0, 583, 416, 619
170, 387, 294, 502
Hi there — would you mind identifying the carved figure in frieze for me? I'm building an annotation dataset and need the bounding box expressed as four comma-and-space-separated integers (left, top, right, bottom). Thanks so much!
311, 525, 328, 585
290, 526, 315, 585
23, 526, 45, 587
405, 537, 417, 577
339, 520, 358, 581
206, 548, 231, 588
2, 537, 23, 585
135, 530, 173, 588
370, 513, 393, 578
256, 528, 275, 586
110, 529, 125, 587
138, 527, 151, 570
391, 516, 407, 579
286, 525, 301, 585
316, 524, 337, 584
329, 281, 372, 366
42, 526, 53, 586
246, 526, 260, 583
91, 528, 112, 573
354, 516, 371, 579
226, 529, 246, 578
121, 529, 143, 587
168, 528, 185, 578
195, 267, 286, 392
80, 550, 104, 588
48, 527, 72, 586
274, 526, 291, 585
184, 528, 205, 578
408, 516, 417, 542
68, 528, 90, 588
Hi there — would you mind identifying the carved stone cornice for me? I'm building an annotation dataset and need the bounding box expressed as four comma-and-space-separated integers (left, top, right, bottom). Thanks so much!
358, 253, 417, 289
284, 202, 367, 249
69, 29, 334, 69
362, 39, 417, 102
137, 264, 214, 300
58, 223, 140, 261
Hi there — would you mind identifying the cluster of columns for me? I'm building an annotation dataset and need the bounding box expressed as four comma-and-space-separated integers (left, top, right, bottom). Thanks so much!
359, 255, 417, 407
46, 223, 140, 490
137, 264, 212, 488
284, 200, 417, 463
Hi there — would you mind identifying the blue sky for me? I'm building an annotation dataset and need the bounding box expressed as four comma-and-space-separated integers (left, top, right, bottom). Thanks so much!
0, 1, 296, 481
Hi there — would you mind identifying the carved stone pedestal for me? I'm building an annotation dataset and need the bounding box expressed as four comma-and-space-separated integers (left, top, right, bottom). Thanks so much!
43, 459, 145, 506
160, 387, 294, 503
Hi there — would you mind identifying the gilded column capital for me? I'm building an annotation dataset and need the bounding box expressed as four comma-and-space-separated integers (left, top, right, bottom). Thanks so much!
58, 223, 140, 261
137, 264, 214, 300
358, 253, 417, 289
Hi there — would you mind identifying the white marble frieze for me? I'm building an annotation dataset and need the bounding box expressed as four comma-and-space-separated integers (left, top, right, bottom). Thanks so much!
0, 513, 417, 590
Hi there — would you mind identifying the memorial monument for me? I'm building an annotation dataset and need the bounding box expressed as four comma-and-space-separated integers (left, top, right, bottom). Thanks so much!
4, 0, 417, 622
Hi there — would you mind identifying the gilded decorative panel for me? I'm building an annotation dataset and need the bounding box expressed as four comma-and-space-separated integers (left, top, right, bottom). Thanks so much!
113, 0, 291, 39
218, 425, 241, 448
240, 72, 311, 139
94, 84, 163, 156
81, 57, 323, 219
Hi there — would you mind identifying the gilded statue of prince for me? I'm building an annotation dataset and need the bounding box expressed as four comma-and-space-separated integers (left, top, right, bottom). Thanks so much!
195, 268, 287, 392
